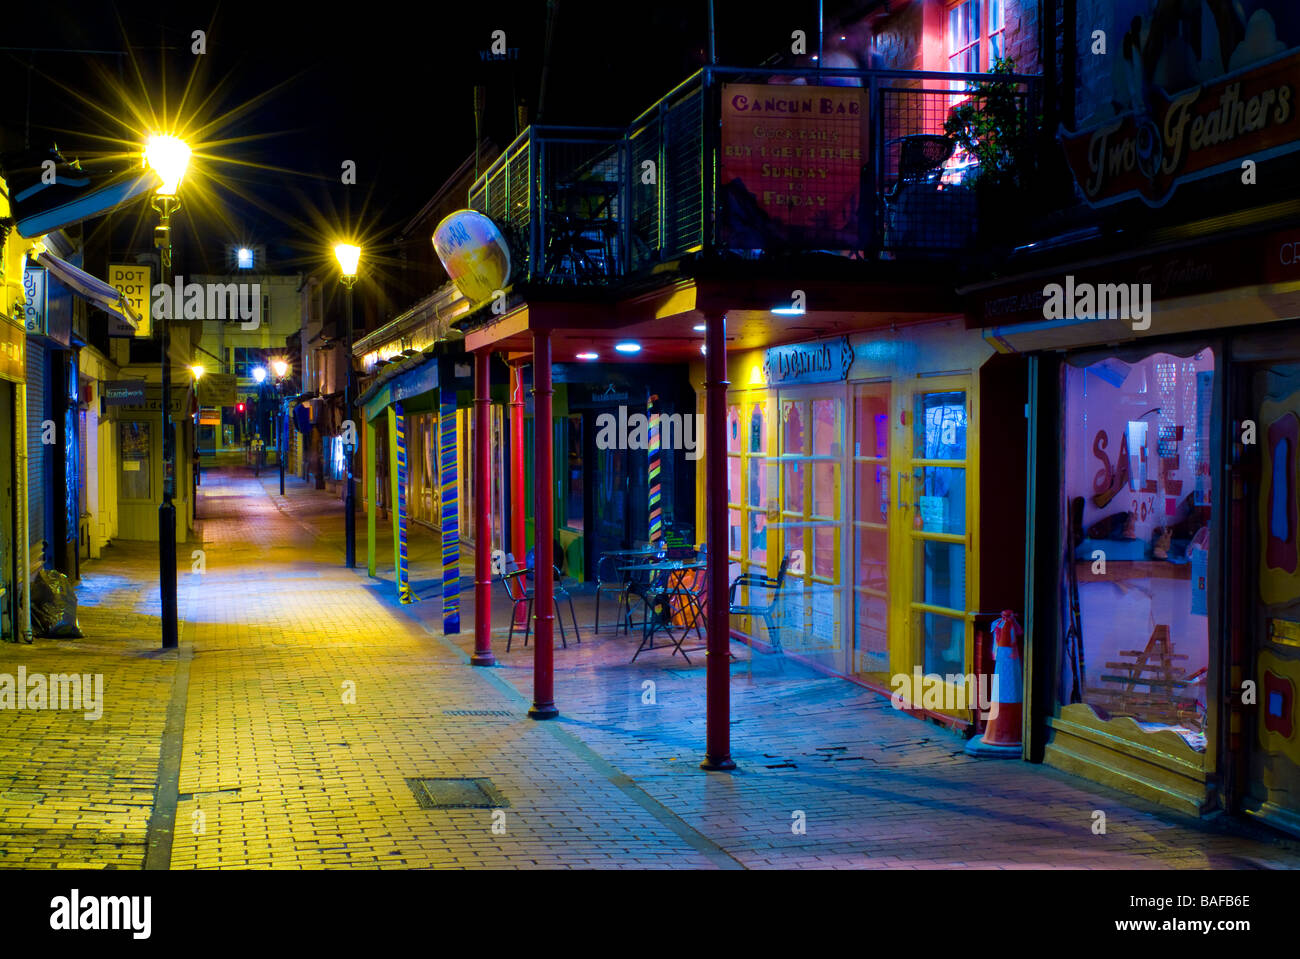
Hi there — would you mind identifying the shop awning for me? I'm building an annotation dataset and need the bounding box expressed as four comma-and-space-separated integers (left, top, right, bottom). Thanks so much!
33, 250, 141, 332
357, 348, 441, 423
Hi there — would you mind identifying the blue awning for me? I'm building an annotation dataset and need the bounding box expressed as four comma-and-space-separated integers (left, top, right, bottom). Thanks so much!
33, 250, 141, 331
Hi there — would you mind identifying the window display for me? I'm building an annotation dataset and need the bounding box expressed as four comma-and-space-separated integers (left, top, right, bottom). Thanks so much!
1061, 350, 1214, 750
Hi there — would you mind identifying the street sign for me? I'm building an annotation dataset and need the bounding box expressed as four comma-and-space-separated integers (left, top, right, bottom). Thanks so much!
108, 264, 152, 337
197, 372, 237, 407
103, 380, 147, 406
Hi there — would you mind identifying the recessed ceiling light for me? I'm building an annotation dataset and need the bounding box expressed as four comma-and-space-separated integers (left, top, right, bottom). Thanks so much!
576, 352, 599, 360
772, 306, 805, 316
614, 342, 641, 353
693, 323, 706, 332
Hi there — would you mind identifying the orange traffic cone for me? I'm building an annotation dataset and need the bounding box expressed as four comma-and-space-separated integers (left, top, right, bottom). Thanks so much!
965, 610, 1024, 757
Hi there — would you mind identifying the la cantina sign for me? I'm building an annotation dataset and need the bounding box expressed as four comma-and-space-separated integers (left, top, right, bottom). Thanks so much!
763, 337, 853, 385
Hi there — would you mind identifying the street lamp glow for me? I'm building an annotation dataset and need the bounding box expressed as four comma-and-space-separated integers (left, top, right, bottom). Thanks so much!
191, 364, 204, 379
252, 366, 267, 384
272, 359, 289, 379
333, 243, 361, 279
145, 134, 192, 196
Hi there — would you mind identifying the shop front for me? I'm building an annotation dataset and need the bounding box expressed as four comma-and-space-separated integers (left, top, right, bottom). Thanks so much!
705, 318, 1025, 729
976, 222, 1300, 825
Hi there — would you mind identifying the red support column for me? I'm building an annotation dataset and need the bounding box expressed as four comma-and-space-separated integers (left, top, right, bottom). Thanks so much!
510, 362, 527, 568
529, 328, 558, 720
702, 311, 735, 770
471, 349, 495, 666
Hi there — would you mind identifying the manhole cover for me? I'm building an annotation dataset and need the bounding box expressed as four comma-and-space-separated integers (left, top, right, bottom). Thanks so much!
405, 777, 509, 809
441, 710, 515, 717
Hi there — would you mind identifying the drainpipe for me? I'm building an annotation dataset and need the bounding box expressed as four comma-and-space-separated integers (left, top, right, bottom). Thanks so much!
15, 379, 33, 643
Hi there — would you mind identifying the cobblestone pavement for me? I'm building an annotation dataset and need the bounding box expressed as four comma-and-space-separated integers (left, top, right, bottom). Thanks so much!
2, 467, 1298, 869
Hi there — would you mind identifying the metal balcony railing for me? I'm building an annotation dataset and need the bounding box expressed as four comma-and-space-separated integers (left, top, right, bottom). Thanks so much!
469, 65, 1041, 285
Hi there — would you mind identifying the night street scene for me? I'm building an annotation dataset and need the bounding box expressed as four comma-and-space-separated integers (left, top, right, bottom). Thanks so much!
2, 0, 1300, 941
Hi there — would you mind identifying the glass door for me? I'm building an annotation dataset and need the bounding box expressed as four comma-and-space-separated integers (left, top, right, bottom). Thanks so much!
852, 382, 891, 681
775, 389, 846, 670
898, 376, 975, 715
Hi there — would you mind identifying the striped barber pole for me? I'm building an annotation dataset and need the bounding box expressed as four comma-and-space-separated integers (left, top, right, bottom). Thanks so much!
439, 388, 460, 632
395, 403, 415, 605
648, 394, 662, 543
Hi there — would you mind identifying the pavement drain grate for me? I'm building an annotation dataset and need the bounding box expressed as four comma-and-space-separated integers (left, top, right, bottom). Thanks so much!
405, 777, 510, 809
441, 709, 515, 717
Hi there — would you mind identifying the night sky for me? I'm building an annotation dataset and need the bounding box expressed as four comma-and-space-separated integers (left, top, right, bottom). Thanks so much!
2, 1, 825, 277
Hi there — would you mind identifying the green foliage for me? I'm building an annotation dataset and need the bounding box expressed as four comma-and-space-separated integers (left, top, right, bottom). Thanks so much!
942, 58, 1042, 192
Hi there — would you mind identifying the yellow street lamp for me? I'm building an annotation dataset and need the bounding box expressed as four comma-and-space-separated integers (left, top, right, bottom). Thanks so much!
272, 358, 289, 379
191, 364, 205, 379
145, 134, 192, 196
332, 241, 361, 567
145, 131, 192, 652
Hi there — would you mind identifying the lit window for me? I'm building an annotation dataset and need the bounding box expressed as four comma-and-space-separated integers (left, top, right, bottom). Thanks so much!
237, 248, 254, 269
948, 0, 1005, 74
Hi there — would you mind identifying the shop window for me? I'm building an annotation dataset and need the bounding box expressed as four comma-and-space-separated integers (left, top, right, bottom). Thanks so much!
565, 414, 584, 531
119, 421, 152, 500
1061, 350, 1214, 751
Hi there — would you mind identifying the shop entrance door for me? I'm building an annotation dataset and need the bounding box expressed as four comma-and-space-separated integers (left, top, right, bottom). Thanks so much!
1245, 360, 1300, 835
851, 381, 892, 682
894, 376, 976, 716
776, 387, 847, 672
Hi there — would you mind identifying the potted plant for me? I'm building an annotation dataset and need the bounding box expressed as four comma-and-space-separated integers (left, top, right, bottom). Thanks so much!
943, 57, 1043, 250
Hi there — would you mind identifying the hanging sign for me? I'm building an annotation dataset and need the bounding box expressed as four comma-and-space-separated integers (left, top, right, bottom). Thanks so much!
22, 267, 48, 335
763, 336, 853, 385
197, 373, 237, 407
432, 209, 512, 303
107, 264, 152, 337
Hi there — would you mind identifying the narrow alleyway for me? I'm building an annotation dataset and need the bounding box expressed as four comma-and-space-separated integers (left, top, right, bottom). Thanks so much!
1, 467, 1297, 869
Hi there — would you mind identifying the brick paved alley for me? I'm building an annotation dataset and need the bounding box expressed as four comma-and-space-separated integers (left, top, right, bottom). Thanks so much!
2, 467, 1298, 870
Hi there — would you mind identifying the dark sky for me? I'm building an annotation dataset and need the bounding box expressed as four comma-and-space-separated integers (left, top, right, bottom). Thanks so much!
2, 1, 827, 273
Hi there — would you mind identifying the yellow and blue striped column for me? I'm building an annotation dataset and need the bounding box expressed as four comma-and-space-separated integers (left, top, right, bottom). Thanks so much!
439, 384, 460, 633
648, 393, 662, 543
394, 402, 415, 605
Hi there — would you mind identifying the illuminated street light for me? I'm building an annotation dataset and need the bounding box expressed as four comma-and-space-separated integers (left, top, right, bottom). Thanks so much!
145, 132, 192, 652
191, 364, 205, 379
333, 241, 362, 568
145, 134, 192, 196
252, 366, 267, 384
272, 359, 289, 379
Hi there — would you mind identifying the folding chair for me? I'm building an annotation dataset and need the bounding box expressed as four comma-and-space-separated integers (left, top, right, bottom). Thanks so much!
729, 555, 791, 676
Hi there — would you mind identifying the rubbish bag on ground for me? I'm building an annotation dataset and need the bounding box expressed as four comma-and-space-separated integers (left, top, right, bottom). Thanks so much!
31, 569, 84, 639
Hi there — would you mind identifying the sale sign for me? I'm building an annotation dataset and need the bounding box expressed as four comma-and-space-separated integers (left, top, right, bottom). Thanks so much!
108, 264, 152, 337
719, 83, 866, 249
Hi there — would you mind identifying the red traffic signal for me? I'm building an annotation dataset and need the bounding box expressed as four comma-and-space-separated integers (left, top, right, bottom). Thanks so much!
237, 403, 245, 412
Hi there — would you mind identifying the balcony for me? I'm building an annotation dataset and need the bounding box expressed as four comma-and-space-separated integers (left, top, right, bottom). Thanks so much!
469, 65, 1042, 288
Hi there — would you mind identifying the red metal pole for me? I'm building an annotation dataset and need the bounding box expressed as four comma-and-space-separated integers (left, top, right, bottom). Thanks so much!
471, 349, 495, 666
529, 328, 558, 719
702, 311, 735, 770
511, 362, 529, 629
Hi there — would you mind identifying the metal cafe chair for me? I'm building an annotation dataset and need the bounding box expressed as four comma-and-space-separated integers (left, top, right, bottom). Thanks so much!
729, 554, 791, 675
500, 559, 581, 652
622, 540, 667, 635
593, 552, 631, 634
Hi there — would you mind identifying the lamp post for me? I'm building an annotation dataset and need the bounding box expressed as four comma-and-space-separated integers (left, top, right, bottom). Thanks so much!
273, 358, 289, 496
191, 364, 204, 518
251, 365, 268, 476
146, 133, 191, 651
333, 243, 361, 569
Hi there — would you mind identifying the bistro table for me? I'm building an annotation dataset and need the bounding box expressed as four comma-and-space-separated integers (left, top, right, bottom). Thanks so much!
620, 559, 708, 662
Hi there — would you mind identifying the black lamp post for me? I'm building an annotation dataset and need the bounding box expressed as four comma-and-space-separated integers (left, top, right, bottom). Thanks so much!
145, 134, 191, 651
333, 243, 360, 569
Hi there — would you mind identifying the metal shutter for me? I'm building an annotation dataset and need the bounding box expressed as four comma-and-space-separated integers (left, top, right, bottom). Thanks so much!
25, 342, 47, 567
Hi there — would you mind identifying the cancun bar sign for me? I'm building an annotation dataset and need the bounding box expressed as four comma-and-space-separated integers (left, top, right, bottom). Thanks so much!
1060, 49, 1298, 208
